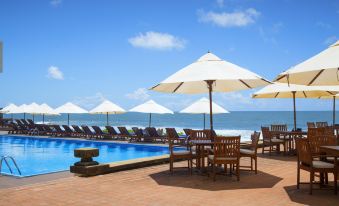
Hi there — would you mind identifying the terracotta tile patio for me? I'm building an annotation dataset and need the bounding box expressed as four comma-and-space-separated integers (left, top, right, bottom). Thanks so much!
0, 154, 338, 206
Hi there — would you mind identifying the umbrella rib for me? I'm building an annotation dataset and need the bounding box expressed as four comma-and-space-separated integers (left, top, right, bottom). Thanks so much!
274, 92, 279, 98
239, 80, 252, 89
303, 91, 307, 98
275, 74, 287, 81
150, 84, 160, 90
173, 82, 184, 93
308, 69, 324, 85
260, 78, 272, 84
327, 91, 336, 95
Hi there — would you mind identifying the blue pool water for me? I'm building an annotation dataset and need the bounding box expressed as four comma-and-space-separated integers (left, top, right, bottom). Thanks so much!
0, 135, 173, 177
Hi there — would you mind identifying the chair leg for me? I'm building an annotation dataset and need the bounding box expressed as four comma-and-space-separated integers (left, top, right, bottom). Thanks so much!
212, 163, 216, 181
262, 144, 265, 154
189, 159, 193, 175
310, 171, 314, 195
334, 172, 337, 195
250, 158, 253, 171
170, 159, 173, 175
254, 157, 257, 174
236, 163, 240, 181
269, 145, 272, 156
297, 165, 300, 189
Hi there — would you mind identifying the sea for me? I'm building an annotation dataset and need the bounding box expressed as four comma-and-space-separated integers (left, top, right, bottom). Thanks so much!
3, 111, 336, 142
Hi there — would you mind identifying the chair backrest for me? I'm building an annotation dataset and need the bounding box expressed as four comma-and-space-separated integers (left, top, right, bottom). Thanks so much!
62, 125, 74, 133
105, 126, 118, 135
132, 127, 143, 137
261, 127, 271, 141
250, 131, 260, 153
308, 126, 334, 138
118, 127, 130, 136
72, 125, 84, 133
307, 122, 316, 128
166, 128, 179, 139
183, 129, 192, 136
189, 130, 212, 142
92, 126, 104, 135
145, 127, 158, 137
308, 134, 337, 155
295, 138, 313, 166
167, 128, 181, 154
270, 124, 287, 132
213, 136, 240, 160
316, 122, 328, 128
81, 126, 93, 135
53, 125, 64, 132
27, 119, 34, 126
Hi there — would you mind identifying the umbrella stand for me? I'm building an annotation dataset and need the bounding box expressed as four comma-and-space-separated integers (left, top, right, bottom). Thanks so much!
149, 113, 152, 128
106, 112, 109, 126
203, 113, 206, 130
67, 113, 70, 126
292, 91, 297, 131
206, 80, 214, 131
333, 96, 336, 125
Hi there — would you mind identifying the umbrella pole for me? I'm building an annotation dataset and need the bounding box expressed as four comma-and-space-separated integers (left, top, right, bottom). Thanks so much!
149, 113, 152, 128
24, 113, 26, 120
68, 113, 70, 126
206, 80, 214, 131
106, 112, 109, 126
333, 96, 336, 126
292, 91, 296, 131
203, 113, 206, 130
43, 114, 45, 124
33, 114, 35, 123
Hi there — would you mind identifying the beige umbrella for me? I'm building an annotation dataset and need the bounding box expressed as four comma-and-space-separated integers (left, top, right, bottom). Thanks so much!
180, 97, 229, 129
0, 103, 19, 120
129, 100, 173, 127
275, 40, 339, 85
151, 52, 270, 130
39, 103, 60, 123
252, 83, 339, 130
89, 100, 126, 126
54, 102, 88, 125
319, 94, 339, 125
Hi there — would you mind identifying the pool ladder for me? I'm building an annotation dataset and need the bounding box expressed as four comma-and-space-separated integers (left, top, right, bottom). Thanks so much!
0, 156, 22, 176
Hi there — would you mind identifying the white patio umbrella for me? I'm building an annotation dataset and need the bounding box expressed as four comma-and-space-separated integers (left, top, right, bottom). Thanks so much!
129, 100, 173, 127
275, 40, 339, 85
0, 103, 19, 113
180, 97, 229, 129
252, 83, 339, 130
0, 103, 19, 119
26, 102, 43, 122
151, 52, 270, 130
54, 102, 88, 125
89, 100, 126, 126
11, 104, 29, 119
39, 103, 60, 123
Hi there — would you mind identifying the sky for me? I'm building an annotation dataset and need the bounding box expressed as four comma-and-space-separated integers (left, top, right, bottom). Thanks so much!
0, 0, 339, 111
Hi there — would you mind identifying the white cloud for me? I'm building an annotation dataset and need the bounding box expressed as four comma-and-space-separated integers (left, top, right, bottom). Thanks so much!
50, 0, 62, 6
128, 31, 186, 50
125, 88, 150, 101
323, 36, 337, 45
47, 66, 64, 80
216, 0, 224, 8
72, 92, 107, 109
198, 8, 260, 28
220, 92, 252, 105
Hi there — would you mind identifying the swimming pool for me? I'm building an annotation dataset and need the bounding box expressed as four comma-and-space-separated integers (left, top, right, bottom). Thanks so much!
0, 135, 173, 177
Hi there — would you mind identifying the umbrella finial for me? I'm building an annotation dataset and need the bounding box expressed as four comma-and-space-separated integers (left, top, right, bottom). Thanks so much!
207, 50, 210, 53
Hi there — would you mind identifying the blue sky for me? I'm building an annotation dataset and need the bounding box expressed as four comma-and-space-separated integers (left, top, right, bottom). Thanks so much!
0, 0, 339, 111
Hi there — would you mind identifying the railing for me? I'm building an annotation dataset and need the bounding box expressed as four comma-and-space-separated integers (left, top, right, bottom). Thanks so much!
0, 156, 22, 176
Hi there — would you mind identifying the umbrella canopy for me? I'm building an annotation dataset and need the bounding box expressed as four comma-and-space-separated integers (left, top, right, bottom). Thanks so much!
89, 100, 126, 126
129, 100, 173, 127
55, 102, 88, 125
252, 83, 339, 129
26, 102, 43, 122
10, 104, 29, 119
39, 103, 59, 123
180, 97, 229, 129
0, 103, 19, 113
275, 40, 339, 85
151, 52, 270, 130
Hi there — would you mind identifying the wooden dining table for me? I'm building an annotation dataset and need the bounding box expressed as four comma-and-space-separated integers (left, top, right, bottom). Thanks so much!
319, 146, 339, 157
190, 141, 214, 172
270, 130, 307, 154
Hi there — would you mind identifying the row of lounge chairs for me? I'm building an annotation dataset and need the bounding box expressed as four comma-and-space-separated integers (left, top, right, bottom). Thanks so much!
6, 119, 191, 144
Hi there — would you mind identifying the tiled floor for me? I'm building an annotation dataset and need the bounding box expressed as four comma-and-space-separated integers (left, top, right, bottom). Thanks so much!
0, 154, 338, 206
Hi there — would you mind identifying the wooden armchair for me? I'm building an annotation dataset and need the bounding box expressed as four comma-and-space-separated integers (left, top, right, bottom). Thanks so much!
295, 138, 337, 195
167, 128, 193, 175
316, 122, 328, 128
240, 131, 260, 174
208, 136, 240, 181
261, 127, 286, 155
307, 122, 316, 128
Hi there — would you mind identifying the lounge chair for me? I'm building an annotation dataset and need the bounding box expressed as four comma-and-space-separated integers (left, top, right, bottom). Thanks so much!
62, 125, 76, 137
51, 125, 67, 137
72, 125, 85, 137
118, 126, 135, 141
145, 127, 166, 143
92, 126, 112, 140
105, 126, 121, 140
81, 125, 96, 139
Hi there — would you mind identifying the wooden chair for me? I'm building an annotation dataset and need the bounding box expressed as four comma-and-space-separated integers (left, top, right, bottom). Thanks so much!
295, 138, 337, 195
261, 127, 286, 155
240, 131, 260, 174
316, 122, 328, 128
208, 136, 241, 181
183, 128, 192, 137
167, 128, 193, 175
307, 122, 316, 128
271, 124, 287, 132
